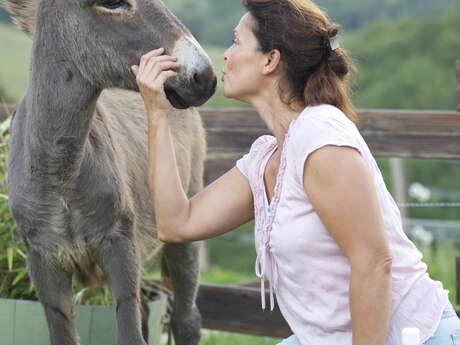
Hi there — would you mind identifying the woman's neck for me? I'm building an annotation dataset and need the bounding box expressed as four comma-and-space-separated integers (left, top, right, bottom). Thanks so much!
251, 92, 304, 149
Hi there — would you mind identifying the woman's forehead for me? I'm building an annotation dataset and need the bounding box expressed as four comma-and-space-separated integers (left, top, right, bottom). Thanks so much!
235, 12, 254, 34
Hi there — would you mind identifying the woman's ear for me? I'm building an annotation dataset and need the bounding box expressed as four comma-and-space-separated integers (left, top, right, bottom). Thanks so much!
263, 49, 281, 75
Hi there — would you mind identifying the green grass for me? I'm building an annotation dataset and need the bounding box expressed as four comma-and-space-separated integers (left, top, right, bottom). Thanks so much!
199, 330, 280, 345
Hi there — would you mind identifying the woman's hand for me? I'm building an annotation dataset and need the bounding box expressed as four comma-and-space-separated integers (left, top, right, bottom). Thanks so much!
131, 47, 181, 118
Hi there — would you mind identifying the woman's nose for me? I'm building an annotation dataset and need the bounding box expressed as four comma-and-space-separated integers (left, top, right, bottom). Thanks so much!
223, 47, 231, 61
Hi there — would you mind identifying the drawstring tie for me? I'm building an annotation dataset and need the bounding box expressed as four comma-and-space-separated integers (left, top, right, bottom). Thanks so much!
255, 229, 279, 311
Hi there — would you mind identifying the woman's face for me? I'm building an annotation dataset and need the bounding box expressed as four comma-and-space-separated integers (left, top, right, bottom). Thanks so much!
222, 13, 266, 103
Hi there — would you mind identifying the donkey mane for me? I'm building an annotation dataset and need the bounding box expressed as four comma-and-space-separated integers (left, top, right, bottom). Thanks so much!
4, 0, 36, 36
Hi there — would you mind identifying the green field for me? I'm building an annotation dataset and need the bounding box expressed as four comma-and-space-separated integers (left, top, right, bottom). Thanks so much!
0, 23, 31, 102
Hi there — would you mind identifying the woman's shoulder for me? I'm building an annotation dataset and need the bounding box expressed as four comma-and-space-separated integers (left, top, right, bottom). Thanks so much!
249, 134, 276, 154
235, 135, 275, 180
289, 104, 359, 142
287, 104, 366, 175
295, 104, 355, 129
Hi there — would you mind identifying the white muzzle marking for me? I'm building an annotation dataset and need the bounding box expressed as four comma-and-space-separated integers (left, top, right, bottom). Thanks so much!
172, 36, 212, 78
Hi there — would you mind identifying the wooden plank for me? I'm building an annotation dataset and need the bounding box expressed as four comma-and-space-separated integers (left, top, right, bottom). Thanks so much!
4, 104, 460, 158
144, 278, 291, 338
201, 107, 460, 134
196, 283, 290, 338
202, 108, 460, 158
204, 152, 244, 185
457, 60, 460, 111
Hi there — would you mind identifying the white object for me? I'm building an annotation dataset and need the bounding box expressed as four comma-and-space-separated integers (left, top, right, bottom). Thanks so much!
401, 327, 420, 345
330, 36, 340, 50
409, 182, 431, 202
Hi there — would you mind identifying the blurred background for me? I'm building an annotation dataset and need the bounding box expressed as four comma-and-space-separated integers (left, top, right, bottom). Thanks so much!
1, 0, 460, 344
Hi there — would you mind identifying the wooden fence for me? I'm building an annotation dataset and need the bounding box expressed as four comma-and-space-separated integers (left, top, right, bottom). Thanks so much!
0, 61, 459, 337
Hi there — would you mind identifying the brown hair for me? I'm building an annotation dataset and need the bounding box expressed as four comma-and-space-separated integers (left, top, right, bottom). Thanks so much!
242, 0, 358, 123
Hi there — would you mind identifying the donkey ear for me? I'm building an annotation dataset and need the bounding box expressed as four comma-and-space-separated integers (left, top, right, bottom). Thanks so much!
3, 0, 36, 37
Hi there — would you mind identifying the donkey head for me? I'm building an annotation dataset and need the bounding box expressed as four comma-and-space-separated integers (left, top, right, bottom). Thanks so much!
5, 0, 217, 109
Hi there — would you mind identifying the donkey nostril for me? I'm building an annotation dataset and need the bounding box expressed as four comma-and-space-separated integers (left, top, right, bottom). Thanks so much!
193, 73, 201, 86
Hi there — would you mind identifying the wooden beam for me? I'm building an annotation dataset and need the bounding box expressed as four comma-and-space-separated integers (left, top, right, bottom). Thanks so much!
457, 60, 460, 111
204, 152, 243, 185
201, 108, 460, 159
144, 278, 291, 338
196, 283, 291, 337
4, 105, 460, 160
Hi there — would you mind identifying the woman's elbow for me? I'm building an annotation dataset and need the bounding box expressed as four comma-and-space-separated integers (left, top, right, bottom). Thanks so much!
352, 253, 393, 276
157, 228, 185, 243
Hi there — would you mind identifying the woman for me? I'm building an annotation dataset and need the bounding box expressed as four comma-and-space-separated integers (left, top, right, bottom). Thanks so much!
131, 0, 459, 344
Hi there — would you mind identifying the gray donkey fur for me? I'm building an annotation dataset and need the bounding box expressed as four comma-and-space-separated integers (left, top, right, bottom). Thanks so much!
5, 0, 217, 344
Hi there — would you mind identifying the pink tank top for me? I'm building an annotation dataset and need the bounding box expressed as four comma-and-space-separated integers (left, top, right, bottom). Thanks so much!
235, 104, 449, 345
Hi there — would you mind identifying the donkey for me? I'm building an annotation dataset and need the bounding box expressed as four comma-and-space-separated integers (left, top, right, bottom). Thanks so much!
5, 0, 217, 344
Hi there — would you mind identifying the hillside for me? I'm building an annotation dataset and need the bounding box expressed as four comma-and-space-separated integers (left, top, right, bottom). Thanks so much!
347, 3, 460, 110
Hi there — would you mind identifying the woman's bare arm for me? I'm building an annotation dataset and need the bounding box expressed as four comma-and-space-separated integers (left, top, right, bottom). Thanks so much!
133, 48, 254, 243
303, 145, 392, 345
148, 116, 253, 242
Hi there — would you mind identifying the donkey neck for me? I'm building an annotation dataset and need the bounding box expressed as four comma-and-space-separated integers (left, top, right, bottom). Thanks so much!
25, 17, 102, 186
27, 31, 101, 141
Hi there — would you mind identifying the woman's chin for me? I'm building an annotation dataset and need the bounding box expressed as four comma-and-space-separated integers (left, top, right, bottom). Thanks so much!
222, 88, 233, 99
223, 88, 240, 101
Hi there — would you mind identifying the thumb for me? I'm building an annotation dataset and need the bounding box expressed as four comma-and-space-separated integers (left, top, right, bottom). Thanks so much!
131, 65, 139, 76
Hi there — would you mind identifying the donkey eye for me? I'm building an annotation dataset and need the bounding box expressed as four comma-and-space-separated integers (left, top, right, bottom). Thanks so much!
99, 0, 131, 10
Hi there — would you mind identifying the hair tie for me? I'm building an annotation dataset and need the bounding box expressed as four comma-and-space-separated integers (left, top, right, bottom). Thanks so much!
329, 36, 340, 50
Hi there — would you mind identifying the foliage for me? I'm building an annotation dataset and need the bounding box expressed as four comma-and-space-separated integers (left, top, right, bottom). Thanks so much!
348, 4, 460, 110
200, 330, 279, 345
0, 117, 37, 300
156, 0, 455, 46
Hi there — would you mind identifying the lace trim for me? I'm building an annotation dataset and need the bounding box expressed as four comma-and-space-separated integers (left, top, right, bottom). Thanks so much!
254, 118, 298, 311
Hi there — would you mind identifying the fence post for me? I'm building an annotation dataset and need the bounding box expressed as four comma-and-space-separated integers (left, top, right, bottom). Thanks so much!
390, 158, 407, 219
456, 60, 460, 111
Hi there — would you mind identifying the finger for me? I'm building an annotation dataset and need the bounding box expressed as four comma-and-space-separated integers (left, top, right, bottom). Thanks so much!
142, 56, 178, 77
153, 70, 178, 89
131, 65, 139, 76
139, 47, 164, 76
139, 55, 178, 80
145, 61, 181, 82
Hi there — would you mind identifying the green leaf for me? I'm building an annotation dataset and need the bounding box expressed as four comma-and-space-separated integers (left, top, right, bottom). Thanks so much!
12, 269, 27, 286
7, 247, 13, 271
0, 117, 11, 135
